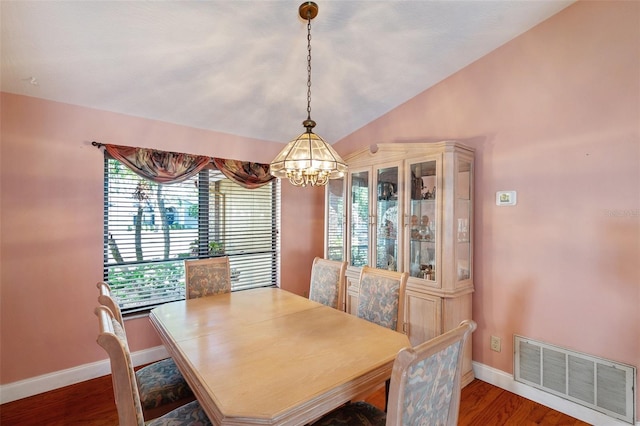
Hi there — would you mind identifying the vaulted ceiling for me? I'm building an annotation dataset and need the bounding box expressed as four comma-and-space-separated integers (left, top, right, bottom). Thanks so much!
1, 1, 573, 144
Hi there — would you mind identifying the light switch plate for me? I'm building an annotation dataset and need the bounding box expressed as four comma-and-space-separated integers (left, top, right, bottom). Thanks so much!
496, 190, 517, 206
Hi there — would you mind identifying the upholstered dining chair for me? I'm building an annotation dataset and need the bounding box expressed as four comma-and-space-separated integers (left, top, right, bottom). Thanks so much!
308, 257, 348, 310
356, 267, 408, 332
184, 256, 232, 299
355, 267, 409, 409
95, 305, 211, 426
312, 320, 477, 426
96, 282, 195, 420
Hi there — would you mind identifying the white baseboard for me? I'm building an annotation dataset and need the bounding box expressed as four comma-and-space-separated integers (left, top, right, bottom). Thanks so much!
473, 361, 638, 426
0, 345, 169, 405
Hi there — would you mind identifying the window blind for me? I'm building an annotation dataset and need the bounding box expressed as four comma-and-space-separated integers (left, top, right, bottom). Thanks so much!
350, 172, 370, 267
103, 158, 280, 314
326, 178, 344, 261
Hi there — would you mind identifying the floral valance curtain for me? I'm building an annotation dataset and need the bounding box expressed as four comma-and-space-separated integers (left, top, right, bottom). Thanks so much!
96, 142, 274, 188
103, 144, 210, 184
213, 158, 274, 189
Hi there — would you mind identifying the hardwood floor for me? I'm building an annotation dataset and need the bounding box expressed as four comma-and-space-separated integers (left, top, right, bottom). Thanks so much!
365, 380, 590, 425
0, 376, 590, 425
0, 374, 117, 426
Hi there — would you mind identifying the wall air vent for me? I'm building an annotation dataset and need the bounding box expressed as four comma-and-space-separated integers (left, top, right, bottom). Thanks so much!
514, 336, 636, 424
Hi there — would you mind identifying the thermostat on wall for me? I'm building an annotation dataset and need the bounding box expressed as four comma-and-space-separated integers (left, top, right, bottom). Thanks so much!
496, 190, 517, 206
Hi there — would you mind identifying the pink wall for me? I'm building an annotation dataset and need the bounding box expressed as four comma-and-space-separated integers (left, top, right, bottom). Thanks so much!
280, 184, 326, 296
336, 0, 639, 409
0, 94, 323, 383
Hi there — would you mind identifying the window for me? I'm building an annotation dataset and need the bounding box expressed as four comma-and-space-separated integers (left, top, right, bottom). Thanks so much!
103, 157, 280, 314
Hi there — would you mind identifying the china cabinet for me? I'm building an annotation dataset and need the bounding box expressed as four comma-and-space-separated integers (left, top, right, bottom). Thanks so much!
324, 141, 475, 385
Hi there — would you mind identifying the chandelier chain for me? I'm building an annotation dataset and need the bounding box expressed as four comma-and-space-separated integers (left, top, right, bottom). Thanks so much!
306, 16, 312, 120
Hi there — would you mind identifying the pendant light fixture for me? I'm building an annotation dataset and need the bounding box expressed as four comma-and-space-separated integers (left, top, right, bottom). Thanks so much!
270, 2, 347, 187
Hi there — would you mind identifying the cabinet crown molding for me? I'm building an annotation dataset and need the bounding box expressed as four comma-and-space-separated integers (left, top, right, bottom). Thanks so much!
344, 141, 474, 166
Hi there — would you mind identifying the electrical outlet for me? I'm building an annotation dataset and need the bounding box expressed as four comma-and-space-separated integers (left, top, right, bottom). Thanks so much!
490, 335, 501, 352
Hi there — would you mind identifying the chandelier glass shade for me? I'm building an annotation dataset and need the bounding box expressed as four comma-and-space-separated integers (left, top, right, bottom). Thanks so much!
269, 1, 347, 187
270, 120, 347, 187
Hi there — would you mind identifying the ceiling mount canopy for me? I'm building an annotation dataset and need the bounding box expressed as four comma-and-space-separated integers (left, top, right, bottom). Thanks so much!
269, 1, 347, 188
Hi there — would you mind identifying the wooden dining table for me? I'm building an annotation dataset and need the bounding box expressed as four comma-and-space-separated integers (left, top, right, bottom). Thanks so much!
149, 287, 410, 425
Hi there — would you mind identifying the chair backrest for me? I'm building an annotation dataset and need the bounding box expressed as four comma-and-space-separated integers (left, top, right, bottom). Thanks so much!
97, 281, 125, 328
308, 257, 348, 310
356, 266, 408, 332
94, 305, 145, 426
386, 320, 477, 426
184, 256, 231, 299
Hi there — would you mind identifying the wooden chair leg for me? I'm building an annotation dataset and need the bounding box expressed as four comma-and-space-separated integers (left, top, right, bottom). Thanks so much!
385, 378, 390, 412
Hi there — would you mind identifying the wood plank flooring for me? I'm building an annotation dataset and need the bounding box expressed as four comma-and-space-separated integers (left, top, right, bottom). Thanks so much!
0, 376, 591, 425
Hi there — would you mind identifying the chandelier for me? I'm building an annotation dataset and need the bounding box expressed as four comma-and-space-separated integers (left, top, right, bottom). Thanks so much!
269, 2, 347, 187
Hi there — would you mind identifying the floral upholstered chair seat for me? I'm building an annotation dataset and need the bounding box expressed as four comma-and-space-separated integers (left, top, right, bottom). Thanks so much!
136, 358, 194, 414
146, 400, 212, 426
313, 401, 386, 426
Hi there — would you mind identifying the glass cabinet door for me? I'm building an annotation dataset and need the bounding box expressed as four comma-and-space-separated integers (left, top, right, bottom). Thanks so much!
456, 159, 472, 281
350, 170, 370, 267
375, 166, 399, 270
408, 160, 437, 281
326, 177, 344, 261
